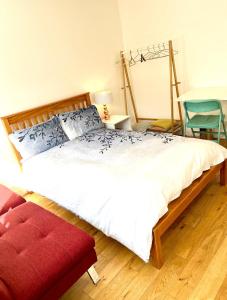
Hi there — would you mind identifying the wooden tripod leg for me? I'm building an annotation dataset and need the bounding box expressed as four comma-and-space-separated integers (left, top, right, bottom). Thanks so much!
151, 231, 164, 269
120, 51, 128, 115
220, 160, 227, 186
170, 41, 183, 125
120, 51, 139, 122
169, 40, 183, 134
169, 41, 174, 134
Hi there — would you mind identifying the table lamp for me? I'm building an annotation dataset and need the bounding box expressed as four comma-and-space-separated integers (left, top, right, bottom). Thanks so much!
94, 90, 112, 120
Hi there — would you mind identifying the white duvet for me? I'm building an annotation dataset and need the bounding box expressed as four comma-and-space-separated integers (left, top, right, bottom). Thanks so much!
21, 129, 227, 262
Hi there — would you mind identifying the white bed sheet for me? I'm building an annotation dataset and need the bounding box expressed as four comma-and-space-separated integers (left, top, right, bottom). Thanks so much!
21, 130, 227, 262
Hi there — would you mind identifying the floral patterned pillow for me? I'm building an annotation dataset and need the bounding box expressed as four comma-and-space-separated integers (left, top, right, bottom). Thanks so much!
58, 105, 104, 140
9, 116, 69, 160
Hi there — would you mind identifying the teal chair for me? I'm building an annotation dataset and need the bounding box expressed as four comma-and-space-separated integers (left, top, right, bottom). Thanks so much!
183, 99, 227, 143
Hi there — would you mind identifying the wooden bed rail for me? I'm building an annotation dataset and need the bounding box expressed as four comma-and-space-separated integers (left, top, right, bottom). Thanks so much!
151, 159, 227, 268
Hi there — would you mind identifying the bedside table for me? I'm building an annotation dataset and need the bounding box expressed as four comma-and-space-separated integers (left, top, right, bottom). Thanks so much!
102, 115, 132, 130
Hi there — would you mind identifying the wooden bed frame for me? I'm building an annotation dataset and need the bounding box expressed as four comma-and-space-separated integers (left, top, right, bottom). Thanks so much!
1, 92, 226, 269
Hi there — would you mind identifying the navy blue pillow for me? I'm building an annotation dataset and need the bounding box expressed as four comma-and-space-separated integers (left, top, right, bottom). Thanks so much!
58, 105, 104, 140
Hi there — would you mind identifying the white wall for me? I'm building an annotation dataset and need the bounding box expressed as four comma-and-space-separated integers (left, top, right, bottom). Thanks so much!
2, 0, 227, 165
118, 0, 227, 118
0, 0, 124, 161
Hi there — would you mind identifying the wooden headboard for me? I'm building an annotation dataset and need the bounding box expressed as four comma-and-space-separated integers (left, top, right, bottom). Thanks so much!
1, 92, 91, 168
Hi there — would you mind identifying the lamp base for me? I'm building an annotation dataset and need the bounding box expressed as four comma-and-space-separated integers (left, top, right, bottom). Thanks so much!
103, 104, 110, 120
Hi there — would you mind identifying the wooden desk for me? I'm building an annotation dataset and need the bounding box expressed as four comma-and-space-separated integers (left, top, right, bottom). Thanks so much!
177, 87, 227, 102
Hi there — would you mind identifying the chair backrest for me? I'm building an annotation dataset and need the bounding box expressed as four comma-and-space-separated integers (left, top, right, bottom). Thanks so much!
183, 99, 222, 113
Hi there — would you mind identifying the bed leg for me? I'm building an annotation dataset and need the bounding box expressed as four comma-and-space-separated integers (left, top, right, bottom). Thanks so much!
220, 160, 227, 186
151, 231, 164, 269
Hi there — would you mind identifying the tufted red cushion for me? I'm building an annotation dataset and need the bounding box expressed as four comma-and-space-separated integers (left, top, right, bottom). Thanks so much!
0, 202, 96, 300
0, 184, 26, 215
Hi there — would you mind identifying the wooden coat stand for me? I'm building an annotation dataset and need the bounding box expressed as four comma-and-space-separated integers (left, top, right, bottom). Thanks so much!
120, 40, 183, 134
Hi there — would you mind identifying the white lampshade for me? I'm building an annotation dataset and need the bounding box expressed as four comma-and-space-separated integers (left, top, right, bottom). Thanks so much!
94, 90, 112, 104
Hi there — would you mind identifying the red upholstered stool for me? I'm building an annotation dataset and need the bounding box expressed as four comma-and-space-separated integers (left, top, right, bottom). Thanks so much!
0, 184, 26, 215
0, 202, 99, 300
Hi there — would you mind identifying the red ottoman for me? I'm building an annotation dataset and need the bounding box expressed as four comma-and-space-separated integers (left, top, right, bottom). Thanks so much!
0, 184, 25, 215
0, 202, 98, 300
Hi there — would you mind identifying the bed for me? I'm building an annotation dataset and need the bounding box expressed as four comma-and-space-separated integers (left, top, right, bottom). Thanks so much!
1, 92, 227, 269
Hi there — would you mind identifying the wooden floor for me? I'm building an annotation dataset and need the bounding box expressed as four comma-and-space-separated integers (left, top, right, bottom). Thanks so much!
11, 176, 226, 300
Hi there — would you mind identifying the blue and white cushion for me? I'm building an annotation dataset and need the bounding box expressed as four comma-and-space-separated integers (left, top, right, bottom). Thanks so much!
9, 116, 69, 160
58, 105, 104, 140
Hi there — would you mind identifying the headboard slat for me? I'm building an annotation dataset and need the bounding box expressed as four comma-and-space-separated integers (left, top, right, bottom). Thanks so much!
37, 115, 45, 124
42, 114, 49, 122
31, 118, 38, 126
48, 112, 54, 119
24, 120, 32, 128
17, 122, 26, 130
12, 124, 19, 131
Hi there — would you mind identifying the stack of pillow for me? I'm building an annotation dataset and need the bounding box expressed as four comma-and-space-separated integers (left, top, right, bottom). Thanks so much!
10, 105, 104, 160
